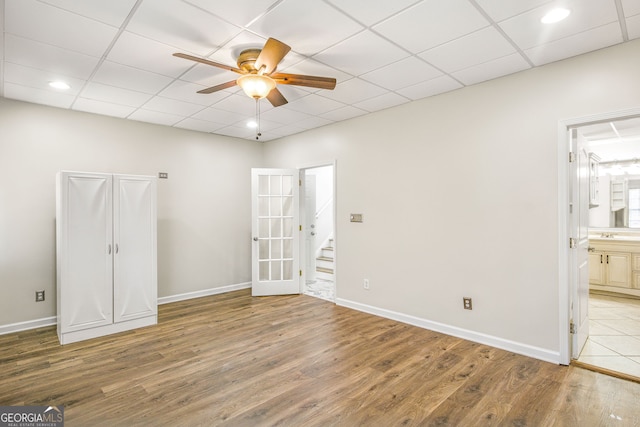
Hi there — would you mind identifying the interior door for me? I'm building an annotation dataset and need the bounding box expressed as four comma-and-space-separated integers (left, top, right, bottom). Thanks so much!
571, 129, 590, 359
252, 168, 300, 296
113, 175, 158, 322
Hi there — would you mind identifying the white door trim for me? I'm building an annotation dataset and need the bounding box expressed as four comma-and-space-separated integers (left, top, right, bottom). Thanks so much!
558, 107, 640, 365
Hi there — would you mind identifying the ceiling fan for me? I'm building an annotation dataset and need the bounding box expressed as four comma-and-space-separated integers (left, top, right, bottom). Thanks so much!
173, 38, 337, 107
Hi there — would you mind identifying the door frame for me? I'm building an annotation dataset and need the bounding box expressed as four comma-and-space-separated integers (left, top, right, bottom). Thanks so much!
298, 160, 337, 297
558, 107, 640, 365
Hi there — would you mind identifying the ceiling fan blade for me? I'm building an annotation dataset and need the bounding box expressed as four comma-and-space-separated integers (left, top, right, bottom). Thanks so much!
255, 38, 291, 75
270, 73, 337, 90
266, 87, 288, 107
197, 80, 237, 94
173, 53, 243, 74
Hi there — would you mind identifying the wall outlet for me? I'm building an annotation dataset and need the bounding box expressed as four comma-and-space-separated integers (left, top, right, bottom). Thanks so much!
363, 279, 370, 290
463, 297, 472, 310
158, 172, 168, 179
35, 290, 45, 302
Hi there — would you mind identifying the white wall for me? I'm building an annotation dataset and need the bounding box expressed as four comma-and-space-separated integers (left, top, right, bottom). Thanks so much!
0, 99, 263, 327
263, 39, 640, 361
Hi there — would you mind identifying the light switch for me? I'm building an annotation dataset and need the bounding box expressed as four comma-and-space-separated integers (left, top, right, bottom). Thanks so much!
350, 213, 363, 223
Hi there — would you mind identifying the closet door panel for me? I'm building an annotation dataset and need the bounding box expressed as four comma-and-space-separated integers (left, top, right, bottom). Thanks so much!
60, 172, 113, 332
113, 175, 157, 322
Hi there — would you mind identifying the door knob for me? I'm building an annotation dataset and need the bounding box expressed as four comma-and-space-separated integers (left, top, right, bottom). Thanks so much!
253, 237, 259, 241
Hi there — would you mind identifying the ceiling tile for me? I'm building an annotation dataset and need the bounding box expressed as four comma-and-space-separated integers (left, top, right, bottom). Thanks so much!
247, 0, 363, 56
93, 61, 174, 94
174, 117, 227, 132
452, 53, 530, 85
4, 62, 85, 95
499, 0, 620, 50
295, 116, 334, 130
360, 57, 442, 91
622, 0, 640, 17
4, 82, 76, 109
320, 105, 368, 121
419, 27, 517, 73
313, 30, 409, 76
39, 0, 138, 27
628, 15, 640, 40
159, 80, 230, 106
260, 107, 313, 125
523, 23, 623, 66
354, 92, 409, 112
5, 0, 118, 57
215, 125, 256, 139
72, 98, 136, 118
326, 0, 421, 26
396, 75, 463, 100
126, 0, 241, 56
374, 0, 489, 53
142, 96, 204, 116
284, 94, 346, 116
184, 0, 280, 27
474, 0, 554, 22
192, 106, 247, 124
129, 109, 185, 126
107, 31, 195, 77
274, 85, 312, 104
4, 35, 100, 80
319, 78, 387, 104
81, 82, 153, 107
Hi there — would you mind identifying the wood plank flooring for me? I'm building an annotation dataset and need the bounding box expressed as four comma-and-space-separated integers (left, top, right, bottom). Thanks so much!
1, 289, 640, 426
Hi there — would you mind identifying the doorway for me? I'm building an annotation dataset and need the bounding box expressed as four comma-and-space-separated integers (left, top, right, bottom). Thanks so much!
563, 112, 640, 379
300, 164, 336, 302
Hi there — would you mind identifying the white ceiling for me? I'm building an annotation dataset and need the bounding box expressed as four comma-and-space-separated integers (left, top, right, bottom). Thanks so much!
1, 0, 639, 142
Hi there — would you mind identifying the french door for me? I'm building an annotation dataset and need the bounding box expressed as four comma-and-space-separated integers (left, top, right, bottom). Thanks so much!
251, 168, 300, 296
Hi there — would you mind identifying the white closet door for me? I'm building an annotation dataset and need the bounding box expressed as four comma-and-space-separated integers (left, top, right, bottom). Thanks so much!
59, 172, 113, 332
113, 175, 157, 323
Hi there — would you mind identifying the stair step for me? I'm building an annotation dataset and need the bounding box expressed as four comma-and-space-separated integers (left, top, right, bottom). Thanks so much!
322, 246, 334, 251
316, 266, 334, 274
317, 256, 334, 262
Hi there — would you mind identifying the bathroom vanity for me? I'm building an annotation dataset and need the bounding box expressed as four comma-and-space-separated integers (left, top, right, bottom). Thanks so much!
588, 233, 640, 297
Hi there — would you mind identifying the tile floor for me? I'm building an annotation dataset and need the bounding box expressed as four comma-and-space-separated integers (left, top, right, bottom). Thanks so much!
304, 277, 335, 302
577, 292, 640, 378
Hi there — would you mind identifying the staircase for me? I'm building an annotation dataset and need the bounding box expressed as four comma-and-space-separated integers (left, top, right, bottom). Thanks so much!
316, 238, 334, 279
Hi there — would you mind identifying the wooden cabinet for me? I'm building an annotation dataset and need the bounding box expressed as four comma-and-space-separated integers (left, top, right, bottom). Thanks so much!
56, 171, 157, 344
589, 238, 640, 297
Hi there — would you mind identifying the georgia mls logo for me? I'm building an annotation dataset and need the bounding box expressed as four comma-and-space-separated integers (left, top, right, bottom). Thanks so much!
0, 405, 64, 427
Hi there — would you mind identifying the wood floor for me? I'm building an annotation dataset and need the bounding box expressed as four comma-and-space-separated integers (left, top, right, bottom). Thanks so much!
1, 290, 640, 426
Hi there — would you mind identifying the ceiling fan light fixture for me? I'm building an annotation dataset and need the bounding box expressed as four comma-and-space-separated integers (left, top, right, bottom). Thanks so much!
237, 74, 276, 99
541, 8, 570, 24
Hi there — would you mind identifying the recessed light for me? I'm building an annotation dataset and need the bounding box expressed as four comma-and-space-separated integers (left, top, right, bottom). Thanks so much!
541, 8, 570, 24
247, 120, 258, 129
49, 81, 71, 90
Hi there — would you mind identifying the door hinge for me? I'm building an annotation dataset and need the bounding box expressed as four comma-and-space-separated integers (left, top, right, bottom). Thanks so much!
569, 322, 576, 334
299, 225, 302, 231
569, 237, 576, 249
299, 270, 302, 277
569, 152, 575, 163
299, 179, 302, 186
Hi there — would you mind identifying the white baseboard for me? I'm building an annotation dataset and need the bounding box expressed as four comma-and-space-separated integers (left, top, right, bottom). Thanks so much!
0, 316, 57, 335
158, 282, 251, 305
0, 282, 252, 336
336, 298, 560, 364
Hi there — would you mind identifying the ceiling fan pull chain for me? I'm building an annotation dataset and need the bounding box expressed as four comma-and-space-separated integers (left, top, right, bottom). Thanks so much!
255, 99, 262, 140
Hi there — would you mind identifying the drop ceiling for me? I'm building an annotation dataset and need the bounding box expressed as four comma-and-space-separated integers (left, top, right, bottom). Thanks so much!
1, 0, 638, 141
